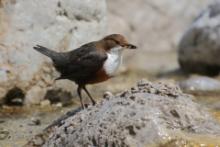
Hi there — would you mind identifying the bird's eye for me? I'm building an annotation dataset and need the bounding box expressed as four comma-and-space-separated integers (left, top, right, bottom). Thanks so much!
114, 40, 120, 44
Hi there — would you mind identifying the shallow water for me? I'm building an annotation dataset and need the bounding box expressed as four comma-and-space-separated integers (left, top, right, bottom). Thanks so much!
1, 51, 220, 146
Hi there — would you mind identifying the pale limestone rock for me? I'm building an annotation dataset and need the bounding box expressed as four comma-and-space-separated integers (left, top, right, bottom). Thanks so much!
0, 0, 106, 104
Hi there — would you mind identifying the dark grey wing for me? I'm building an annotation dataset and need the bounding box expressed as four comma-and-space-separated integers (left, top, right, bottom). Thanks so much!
56, 43, 107, 82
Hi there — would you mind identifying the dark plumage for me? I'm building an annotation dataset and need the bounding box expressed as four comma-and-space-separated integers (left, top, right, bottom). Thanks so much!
33, 34, 137, 108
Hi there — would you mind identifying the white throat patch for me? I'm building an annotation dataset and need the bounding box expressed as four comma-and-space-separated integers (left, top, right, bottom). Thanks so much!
103, 46, 123, 76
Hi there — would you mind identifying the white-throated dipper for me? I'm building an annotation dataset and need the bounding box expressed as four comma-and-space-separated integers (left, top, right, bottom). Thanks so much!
33, 34, 137, 108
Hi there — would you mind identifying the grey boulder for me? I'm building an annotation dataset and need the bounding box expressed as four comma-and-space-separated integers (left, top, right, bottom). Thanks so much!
26, 80, 220, 147
178, 0, 220, 75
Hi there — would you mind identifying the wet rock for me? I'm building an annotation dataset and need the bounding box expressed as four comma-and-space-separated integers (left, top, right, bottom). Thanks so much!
179, 76, 220, 95
178, 0, 220, 75
26, 80, 220, 146
0, 0, 106, 104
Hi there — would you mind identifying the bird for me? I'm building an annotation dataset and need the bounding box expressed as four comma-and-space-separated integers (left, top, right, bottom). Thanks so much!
33, 34, 137, 108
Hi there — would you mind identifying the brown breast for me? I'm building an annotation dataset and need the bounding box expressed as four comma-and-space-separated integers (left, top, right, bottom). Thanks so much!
87, 67, 111, 84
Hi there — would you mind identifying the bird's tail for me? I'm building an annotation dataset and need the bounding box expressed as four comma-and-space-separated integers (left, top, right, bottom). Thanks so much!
33, 45, 59, 60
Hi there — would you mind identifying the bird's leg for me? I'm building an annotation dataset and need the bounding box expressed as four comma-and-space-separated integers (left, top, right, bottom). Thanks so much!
82, 86, 96, 105
77, 86, 85, 109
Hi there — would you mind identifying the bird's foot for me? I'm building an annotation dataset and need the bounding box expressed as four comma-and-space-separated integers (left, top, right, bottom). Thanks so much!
92, 100, 96, 106
82, 104, 89, 109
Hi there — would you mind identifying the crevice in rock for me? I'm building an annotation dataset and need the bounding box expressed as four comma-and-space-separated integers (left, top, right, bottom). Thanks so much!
55, 1, 93, 22
92, 136, 97, 146
104, 140, 108, 147
56, 1, 68, 18
170, 109, 180, 118
3, 87, 25, 106
112, 142, 116, 147
57, 9, 68, 17
57, 1, 61, 8
74, 14, 90, 22
125, 125, 136, 136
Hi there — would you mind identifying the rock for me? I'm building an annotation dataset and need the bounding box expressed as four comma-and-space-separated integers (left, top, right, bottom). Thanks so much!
178, 0, 220, 75
55, 102, 63, 108
0, 130, 9, 140
0, 0, 106, 104
179, 76, 220, 95
25, 86, 46, 105
40, 100, 51, 107
29, 117, 41, 126
44, 89, 72, 106
107, 0, 210, 71
103, 91, 114, 100
26, 80, 220, 146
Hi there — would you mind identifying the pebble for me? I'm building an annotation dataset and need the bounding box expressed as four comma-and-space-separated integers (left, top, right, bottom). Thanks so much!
55, 102, 63, 108
103, 91, 114, 100
40, 100, 51, 107
29, 117, 41, 126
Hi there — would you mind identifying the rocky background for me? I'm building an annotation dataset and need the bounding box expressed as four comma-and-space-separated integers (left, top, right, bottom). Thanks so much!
0, 0, 215, 106
0, 0, 106, 105
107, 0, 211, 71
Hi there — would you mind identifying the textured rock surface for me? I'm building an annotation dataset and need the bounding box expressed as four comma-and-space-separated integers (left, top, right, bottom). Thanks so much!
107, 0, 210, 71
179, 76, 220, 95
26, 80, 220, 147
0, 0, 106, 104
178, 0, 220, 75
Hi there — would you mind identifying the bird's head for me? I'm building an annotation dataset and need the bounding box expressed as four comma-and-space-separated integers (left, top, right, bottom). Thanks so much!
100, 34, 137, 52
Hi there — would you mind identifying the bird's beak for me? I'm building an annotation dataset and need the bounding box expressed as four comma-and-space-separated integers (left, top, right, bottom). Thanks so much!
122, 44, 137, 49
